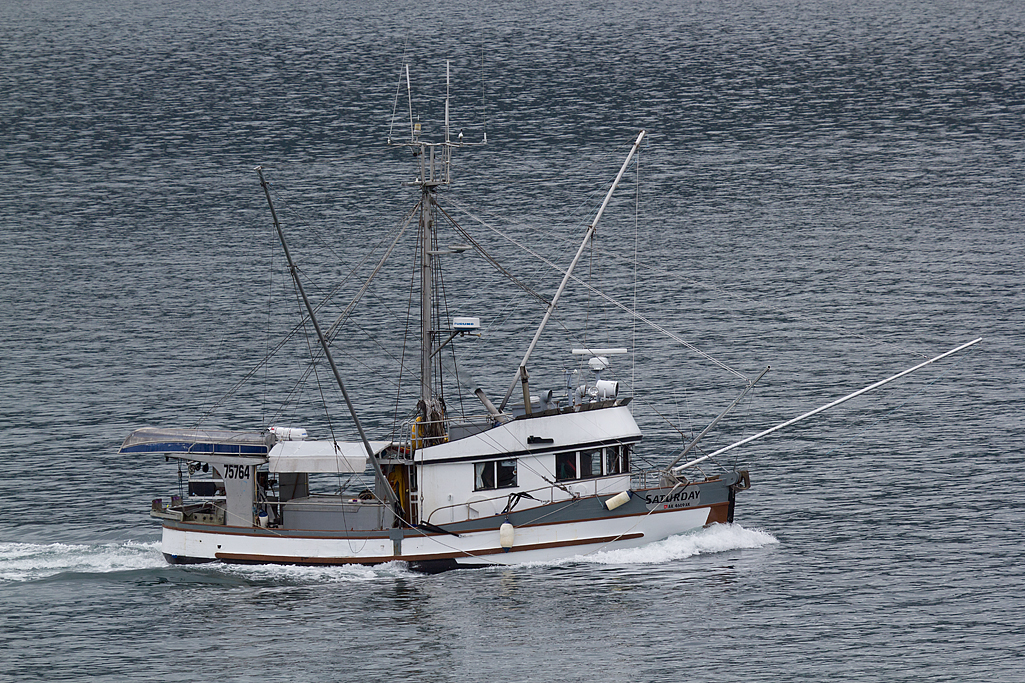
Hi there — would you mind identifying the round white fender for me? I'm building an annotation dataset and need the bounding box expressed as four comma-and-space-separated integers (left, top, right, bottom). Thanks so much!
603, 490, 632, 511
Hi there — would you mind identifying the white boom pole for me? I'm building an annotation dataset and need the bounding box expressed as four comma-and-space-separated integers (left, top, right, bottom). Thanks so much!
672, 337, 982, 473
498, 130, 646, 411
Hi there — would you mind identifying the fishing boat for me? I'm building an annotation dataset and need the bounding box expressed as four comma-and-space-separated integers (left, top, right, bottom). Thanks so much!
121, 66, 980, 572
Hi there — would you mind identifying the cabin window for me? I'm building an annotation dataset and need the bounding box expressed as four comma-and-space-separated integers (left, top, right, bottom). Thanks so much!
579, 449, 602, 478
555, 445, 632, 482
605, 445, 630, 475
188, 480, 219, 497
496, 459, 517, 488
555, 451, 577, 481
475, 459, 517, 491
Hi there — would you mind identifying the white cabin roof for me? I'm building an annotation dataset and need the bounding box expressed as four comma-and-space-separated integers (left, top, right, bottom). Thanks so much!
268, 440, 389, 473
418, 404, 641, 464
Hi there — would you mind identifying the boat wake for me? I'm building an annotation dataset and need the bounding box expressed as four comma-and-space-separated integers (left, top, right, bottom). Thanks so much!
528, 523, 778, 568
216, 560, 419, 584
0, 540, 419, 585
0, 540, 165, 583
0, 524, 776, 583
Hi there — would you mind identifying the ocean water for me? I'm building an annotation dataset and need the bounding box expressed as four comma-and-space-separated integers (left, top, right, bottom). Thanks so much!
1, 0, 1022, 681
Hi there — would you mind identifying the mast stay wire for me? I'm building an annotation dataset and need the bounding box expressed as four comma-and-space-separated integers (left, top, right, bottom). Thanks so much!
436, 203, 549, 307
445, 196, 751, 384
424, 142, 630, 367
445, 128, 935, 374
196, 184, 416, 426
288, 207, 425, 405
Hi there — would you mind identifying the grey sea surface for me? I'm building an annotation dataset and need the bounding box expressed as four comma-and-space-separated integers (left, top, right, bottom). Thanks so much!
1, 0, 1022, 681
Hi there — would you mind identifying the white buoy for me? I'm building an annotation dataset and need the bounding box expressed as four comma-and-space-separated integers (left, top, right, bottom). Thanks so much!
603, 491, 632, 511
499, 522, 515, 551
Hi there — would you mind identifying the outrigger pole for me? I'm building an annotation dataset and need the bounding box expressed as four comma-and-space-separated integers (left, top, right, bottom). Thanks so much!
671, 337, 983, 474
663, 365, 771, 476
498, 130, 647, 411
256, 167, 401, 509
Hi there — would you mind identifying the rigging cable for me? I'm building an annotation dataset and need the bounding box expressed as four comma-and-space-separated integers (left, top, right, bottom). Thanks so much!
436, 203, 548, 307
387, 39, 409, 143
446, 197, 751, 383
268, 203, 418, 424
390, 226, 420, 438
481, 34, 487, 142
195, 188, 415, 427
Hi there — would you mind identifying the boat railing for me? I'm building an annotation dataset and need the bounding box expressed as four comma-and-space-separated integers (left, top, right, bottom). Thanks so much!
395, 412, 503, 452
634, 470, 651, 489
632, 465, 727, 489
423, 484, 558, 525
267, 492, 395, 531
274, 492, 382, 507
422, 474, 633, 526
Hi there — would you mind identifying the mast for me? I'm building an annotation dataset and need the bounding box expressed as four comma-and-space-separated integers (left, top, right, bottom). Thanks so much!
398, 61, 469, 436
420, 180, 436, 408
391, 61, 487, 431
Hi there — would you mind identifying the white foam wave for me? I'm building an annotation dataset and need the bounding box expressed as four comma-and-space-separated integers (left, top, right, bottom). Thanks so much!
523, 523, 778, 568
216, 559, 418, 584
0, 540, 165, 583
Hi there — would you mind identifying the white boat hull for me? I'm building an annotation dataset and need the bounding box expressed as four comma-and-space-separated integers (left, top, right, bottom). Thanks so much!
159, 483, 736, 571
